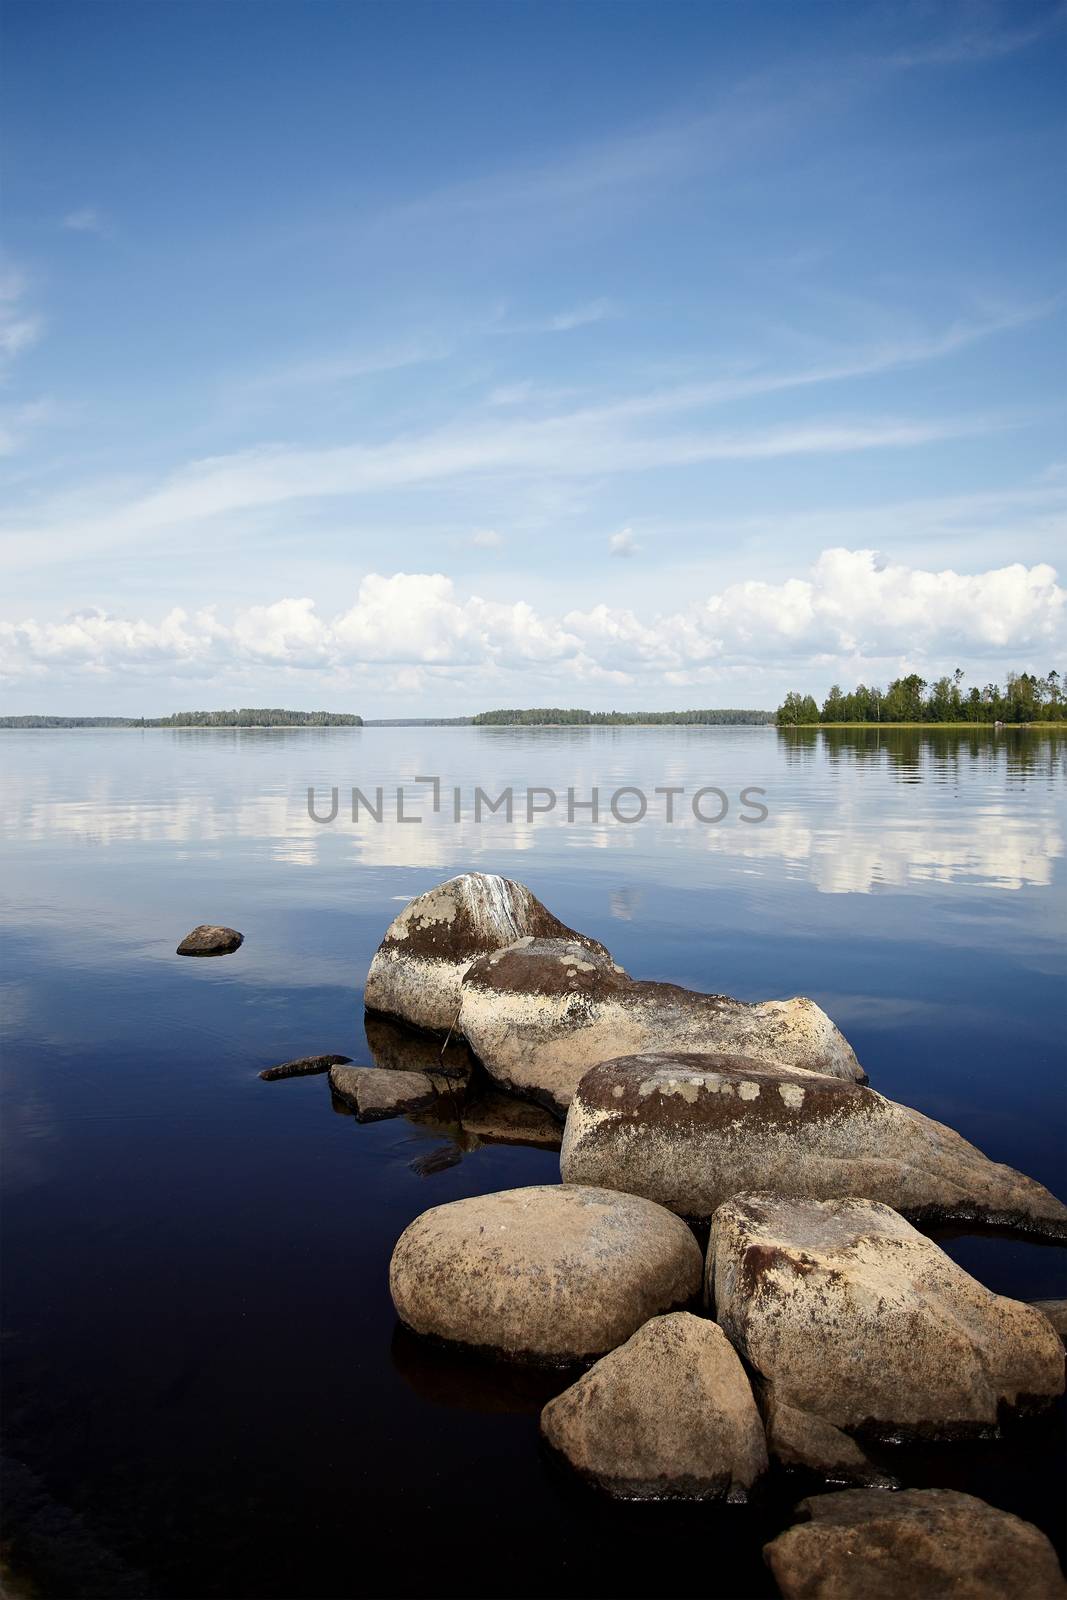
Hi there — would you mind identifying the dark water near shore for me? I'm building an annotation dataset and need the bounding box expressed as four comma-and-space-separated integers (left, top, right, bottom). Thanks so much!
1, 724, 1065, 1599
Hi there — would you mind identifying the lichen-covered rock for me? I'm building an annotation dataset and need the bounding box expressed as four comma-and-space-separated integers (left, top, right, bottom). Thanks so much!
540, 1311, 767, 1500
389, 1184, 703, 1364
176, 924, 243, 956
459, 938, 863, 1112
328, 1063, 438, 1121
561, 1053, 1067, 1238
1030, 1299, 1067, 1344
764, 1488, 1067, 1600
710, 1193, 1065, 1438
364, 874, 608, 1034
259, 1053, 351, 1081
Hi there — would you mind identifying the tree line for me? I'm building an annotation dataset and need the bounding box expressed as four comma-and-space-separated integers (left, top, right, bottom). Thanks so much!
0, 709, 363, 728
776, 670, 1065, 725
472, 707, 776, 726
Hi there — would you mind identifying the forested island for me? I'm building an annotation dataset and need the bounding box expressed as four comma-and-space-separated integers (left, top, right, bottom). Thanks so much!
776, 670, 1065, 725
472, 708, 776, 726
0, 709, 363, 729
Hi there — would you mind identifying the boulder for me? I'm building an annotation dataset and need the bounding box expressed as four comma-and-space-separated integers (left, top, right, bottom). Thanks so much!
1030, 1299, 1067, 1344
560, 1053, 1067, 1238
259, 1053, 351, 1081
540, 1311, 767, 1500
364, 874, 607, 1033
328, 1063, 439, 1122
764, 1488, 1067, 1600
709, 1193, 1065, 1438
176, 924, 243, 956
389, 1184, 703, 1364
459, 939, 863, 1112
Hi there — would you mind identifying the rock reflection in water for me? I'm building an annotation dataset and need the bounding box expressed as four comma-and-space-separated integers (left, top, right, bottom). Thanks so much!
390, 1322, 570, 1416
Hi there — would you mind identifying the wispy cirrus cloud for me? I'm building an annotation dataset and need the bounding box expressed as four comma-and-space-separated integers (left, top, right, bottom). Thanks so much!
0, 264, 43, 370
62, 206, 108, 235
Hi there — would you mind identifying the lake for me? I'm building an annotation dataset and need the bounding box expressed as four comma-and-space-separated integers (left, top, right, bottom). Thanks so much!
1, 724, 1065, 1599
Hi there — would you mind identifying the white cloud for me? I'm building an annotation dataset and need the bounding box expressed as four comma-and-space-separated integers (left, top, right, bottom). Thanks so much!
0, 265, 43, 367
608, 528, 640, 558
2, 552, 1062, 693
62, 206, 107, 235
469, 528, 503, 549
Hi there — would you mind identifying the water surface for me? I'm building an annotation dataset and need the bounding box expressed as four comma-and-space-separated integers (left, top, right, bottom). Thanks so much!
2, 725, 1065, 1598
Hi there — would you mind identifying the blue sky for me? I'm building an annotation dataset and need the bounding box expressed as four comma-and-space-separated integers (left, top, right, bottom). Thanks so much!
2, 0, 1065, 714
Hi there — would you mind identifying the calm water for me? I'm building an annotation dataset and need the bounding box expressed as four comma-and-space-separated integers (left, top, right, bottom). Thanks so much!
2, 725, 1065, 1599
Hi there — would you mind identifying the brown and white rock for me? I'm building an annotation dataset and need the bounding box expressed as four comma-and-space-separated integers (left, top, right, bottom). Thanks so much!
764, 1488, 1067, 1600
709, 1193, 1065, 1438
540, 1311, 767, 1500
560, 1053, 1067, 1238
363, 873, 608, 1034
259, 1053, 352, 1081
328, 1063, 439, 1121
459, 939, 863, 1113
176, 924, 243, 956
389, 1184, 703, 1364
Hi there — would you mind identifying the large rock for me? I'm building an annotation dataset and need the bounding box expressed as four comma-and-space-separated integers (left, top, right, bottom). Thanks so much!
561, 1053, 1067, 1238
364, 874, 607, 1034
764, 1488, 1067, 1600
389, 1184, 703, 1364
540, 1311, 767, 1500
176, 924, 243, 956
328, 1063, 439, 1122
459, 938, 863, 1112
709, 1193, 1065, 1438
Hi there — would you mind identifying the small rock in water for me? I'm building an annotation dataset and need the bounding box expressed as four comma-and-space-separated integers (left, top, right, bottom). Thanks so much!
389, 1184, 703, 1364
328, 1063, 438, 1122
176, 924, 243, 956
762, 1391, 899, 1488
540, 1311, 767, 1500
259, 1053, 352, 1081
764, 1488, 1067, 1600
709, 1193, 1065, 1439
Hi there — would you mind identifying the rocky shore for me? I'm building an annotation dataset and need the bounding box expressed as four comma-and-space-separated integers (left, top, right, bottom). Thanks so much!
262, 871, 1067, 1596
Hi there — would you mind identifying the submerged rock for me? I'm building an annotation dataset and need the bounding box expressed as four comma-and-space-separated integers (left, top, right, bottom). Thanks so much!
560, 1053, 1067, 1238
459, 938, 863, 1113
1030, 1299, 1067, 1344
460, 1089, 562, 1150
540, 1311, 767, 1500
764, 1488, 1067, 1600
762, 1391, 899, 1489
176, 924, 243, 956
364, 873, 607, 1034
259, 1053, 351, 1081
709, 1193, 1065, 1439
363, 1012, 473, 1085
389, 1184, 703, 1364
328, 1063, 438, 1122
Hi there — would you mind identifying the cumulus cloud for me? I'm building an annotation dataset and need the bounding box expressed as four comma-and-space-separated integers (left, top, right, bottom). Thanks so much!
608, 528, 640, 558
2, 552, 1062, 693
469, 528, 503, 548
